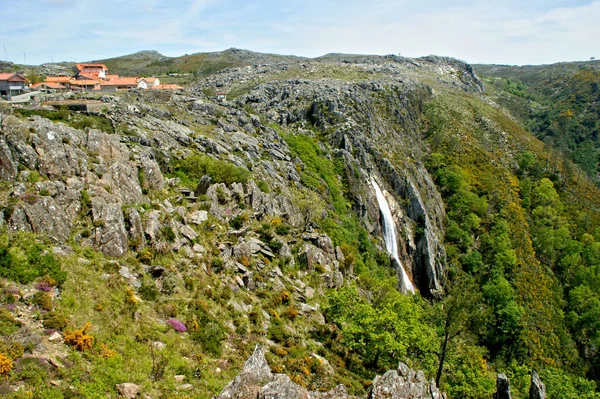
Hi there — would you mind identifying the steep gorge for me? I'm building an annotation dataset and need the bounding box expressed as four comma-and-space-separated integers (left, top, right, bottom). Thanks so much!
0, 53, 599, 398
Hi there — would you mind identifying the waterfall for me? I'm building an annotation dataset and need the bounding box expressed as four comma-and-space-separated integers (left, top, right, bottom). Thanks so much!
371, 178, 416, 294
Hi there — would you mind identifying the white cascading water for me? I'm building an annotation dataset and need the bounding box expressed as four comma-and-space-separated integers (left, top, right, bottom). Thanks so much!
371, 178, 416, 294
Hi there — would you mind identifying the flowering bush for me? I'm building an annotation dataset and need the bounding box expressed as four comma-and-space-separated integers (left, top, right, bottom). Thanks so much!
0, 353, 12, 377
35, 282, 53, 292
64, 322, 94, 351
167, 319, 187, 332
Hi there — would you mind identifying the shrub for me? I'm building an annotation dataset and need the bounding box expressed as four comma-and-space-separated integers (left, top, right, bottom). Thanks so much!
42, 313, 68, 331
176, 154, 250, 186
0, 353, 12, 376
210, 258, 224, 273
0, 235, 66, 286
64, 323, 94, 351
33, 291, 53, 311
139, 282, 160, 301
275, 224, 291, 235
190, 309, 226, 356
230, 214, 247, 229
257, 180, 271, 193
0, 308, 21, 336
167, 319, 187, 332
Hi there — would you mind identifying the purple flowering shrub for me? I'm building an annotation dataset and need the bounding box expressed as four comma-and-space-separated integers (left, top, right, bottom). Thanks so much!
167, 319, 187, 332
35, 282, 53, 292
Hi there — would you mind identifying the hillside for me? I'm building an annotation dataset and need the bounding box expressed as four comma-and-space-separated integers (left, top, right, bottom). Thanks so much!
0, 53, 600, 399
474, 60, 600, 181
91, 48, 307, 78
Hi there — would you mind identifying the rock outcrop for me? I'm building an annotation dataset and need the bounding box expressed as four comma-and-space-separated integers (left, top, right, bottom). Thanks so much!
217, 345, 444, 399
529, 371, 546, 399
493, 373, 512, 399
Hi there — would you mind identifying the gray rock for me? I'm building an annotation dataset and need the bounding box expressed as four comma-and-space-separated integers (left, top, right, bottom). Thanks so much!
92, 197, 128, 257
529, 371, 546, 399
24, 196, 72, 243
139, 156, 164, 191
259, 374, 309, 399
116, 382, 141, 398
127, 208, 145, 250
179, 224, 198, 240
104, 161, 143, 204
195, 175, 212, 196
0, 137, 17, 180
187, 210, 208, 225
493, 373, 512, 399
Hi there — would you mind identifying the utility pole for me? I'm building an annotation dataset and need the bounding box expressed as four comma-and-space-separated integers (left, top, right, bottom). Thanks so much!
21, 50, 26, 65
2, 45, 6, 61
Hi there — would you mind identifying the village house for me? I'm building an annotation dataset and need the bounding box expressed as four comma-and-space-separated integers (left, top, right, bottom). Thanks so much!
0, 73, 28, 99
44, 64, 170, 93
137, 77, 160, 89
99, 77, 139, 92
73, 63, 108, 79
30, 82, 67, 93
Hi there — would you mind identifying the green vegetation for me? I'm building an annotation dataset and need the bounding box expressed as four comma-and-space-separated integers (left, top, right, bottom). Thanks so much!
422, 91, 600, 397
0, 233, 66, 286
14, 108, 115, 134
477, 64, 600, 183
172, 154, 250, 187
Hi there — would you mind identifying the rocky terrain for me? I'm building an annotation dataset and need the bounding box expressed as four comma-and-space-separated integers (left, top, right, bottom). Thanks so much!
1, 50, 600, 398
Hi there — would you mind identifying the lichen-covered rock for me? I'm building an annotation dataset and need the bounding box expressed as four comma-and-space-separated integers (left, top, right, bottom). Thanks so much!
24, 196, 71, 243
92, 197, 128, 257
260, 374, 309, 399
0, 137, 18, 180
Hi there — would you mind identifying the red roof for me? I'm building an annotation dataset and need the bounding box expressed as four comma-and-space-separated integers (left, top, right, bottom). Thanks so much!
101, 77, 138, 86
74, 63, 108, 71
31, 82, 66, 89
46, 76, 71, 83
0, 73, 27, 82
70, 79, 99, 86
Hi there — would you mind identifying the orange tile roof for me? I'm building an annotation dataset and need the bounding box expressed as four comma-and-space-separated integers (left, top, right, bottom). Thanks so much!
74, 63, 108, 71
101, 77, 138, 86
105, 74, 120, 79
70, 79, 99, 86
151, 84, 183, 90
138, 77, 158, 83
78, 72, 101, 79
46, 76, 72, 83
0, 73, 27, 82
31, 82, 66, 89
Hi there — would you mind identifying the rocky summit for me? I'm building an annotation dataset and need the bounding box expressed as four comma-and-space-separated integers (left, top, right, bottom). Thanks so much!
0, 50, 599, 399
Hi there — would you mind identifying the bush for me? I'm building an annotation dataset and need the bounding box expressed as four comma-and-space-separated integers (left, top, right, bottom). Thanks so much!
64, 323, 94, 351
0, 353, 12, 376
176, 154, 250, 186
42, 313, 68, 331
0, 234, 66, 286
190, 309, 226, 356
167, 319, 187, 332
33, 291, 53, 311
0, 308, 21, 336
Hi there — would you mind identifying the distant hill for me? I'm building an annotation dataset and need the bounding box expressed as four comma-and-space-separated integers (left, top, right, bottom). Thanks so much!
91, 48, 307, 77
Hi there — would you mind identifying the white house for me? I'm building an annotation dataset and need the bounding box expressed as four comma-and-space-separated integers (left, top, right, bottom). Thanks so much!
137, 77, 160, 89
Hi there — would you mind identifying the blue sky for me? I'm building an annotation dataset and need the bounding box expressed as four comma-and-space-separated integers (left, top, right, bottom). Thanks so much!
1, 0, 598, 65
